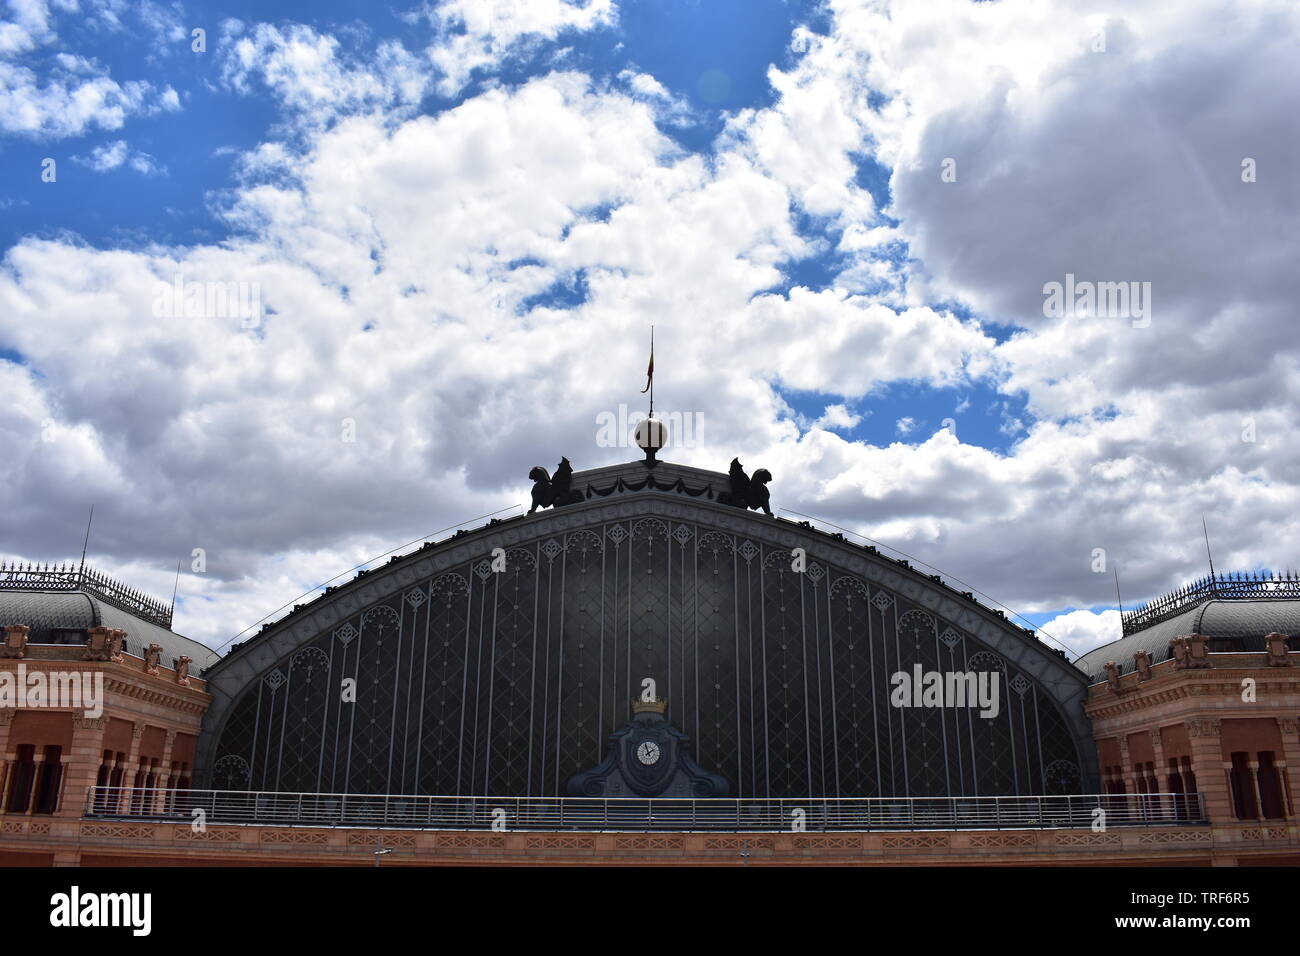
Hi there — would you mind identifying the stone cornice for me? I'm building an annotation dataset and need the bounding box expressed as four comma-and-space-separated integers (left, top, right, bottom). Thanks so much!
0, 656, 211, 720
1086, 662, 1300, 722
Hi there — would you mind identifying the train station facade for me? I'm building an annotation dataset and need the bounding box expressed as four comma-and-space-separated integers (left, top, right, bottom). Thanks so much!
1, 455, 1298, 865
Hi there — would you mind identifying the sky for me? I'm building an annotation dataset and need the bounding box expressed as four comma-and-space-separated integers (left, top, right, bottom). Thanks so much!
1, 0, 1297, 661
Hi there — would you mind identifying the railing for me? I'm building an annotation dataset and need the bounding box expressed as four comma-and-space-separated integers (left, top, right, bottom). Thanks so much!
84, 788, 1206, 831
0, 560, 173, 629
1121, 569, 1300, 635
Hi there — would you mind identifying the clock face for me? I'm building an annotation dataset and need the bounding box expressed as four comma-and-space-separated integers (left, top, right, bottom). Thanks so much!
635, 741, 661, 766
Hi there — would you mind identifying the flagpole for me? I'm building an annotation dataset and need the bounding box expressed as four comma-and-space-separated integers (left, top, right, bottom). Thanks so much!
78, 505, 94, 586
649, 325, 654, 419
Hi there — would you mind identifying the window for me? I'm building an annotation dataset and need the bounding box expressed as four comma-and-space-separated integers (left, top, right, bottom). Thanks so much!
93, 750, 113, 812
32, 745, 63, 814
5, 744, 36, 813
1182, 757, 1200, 818
1257, 752, 1285, 820
1229, 751, 1258, 820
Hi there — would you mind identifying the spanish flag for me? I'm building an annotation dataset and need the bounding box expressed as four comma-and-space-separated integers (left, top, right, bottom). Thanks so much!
641, 334, 654, 393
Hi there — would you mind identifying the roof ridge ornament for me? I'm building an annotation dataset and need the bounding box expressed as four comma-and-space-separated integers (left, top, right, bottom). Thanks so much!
716, 458, 773, 517
527, 457, 583, 514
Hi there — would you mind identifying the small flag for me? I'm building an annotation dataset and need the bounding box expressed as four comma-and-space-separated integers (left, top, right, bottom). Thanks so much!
641, 340, 654, 393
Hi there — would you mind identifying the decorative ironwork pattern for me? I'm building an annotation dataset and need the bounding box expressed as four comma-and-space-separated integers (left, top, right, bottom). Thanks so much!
0, 560, 173, 628
1121, 570, 1300, 634
210, 519, 1083, 799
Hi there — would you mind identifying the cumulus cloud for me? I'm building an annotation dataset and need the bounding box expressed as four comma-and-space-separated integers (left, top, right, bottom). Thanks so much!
814, 404, 861, 432
1036, 608, 1122, 659
74, 138, 164, 174
417, 0, 617, 96
219, 22, 431, 123
2, 0, 1298, 661
618, 68, 693, 126
0, 0, 181, 138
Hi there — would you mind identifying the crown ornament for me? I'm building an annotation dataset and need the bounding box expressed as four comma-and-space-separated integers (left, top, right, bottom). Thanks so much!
632, 696, 667, 715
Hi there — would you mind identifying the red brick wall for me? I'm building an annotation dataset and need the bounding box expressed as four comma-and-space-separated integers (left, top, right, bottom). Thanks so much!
9, 711, 72, 750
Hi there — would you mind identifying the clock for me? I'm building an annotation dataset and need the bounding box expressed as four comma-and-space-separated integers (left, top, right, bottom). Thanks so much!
635, 741, 661, 766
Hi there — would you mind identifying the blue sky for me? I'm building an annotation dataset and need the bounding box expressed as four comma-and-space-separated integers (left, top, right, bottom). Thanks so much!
2, 0, 1297, 657
2, 0, 989, 454
2, 0, 822, 247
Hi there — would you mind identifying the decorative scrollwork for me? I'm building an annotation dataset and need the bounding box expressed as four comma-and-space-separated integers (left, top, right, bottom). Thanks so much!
362, 604, 400, 637
898, 609, 936, 639
1044, 759, 1080, 793
505, 547, 537, 571
831, 576, 868, 601
763, 550, 793, 571
213, 754, 251, 788
631, 517, 668, 542
566, 529, 603, 554
430, 573, 469, 606
697, 531, 732, 556
290, 647, 329, 675
966, 650, 1005, 673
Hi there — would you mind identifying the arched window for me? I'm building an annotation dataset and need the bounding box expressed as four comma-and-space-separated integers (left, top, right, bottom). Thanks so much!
1228, 751, 1257, 820
33, 745, 63, 814
1257, 752, 1285, 820
5, 744, 36, 813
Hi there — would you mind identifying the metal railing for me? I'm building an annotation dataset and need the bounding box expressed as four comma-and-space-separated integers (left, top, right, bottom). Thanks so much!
0, 559, 173, 628
1120, 569, 1300, 635
84, 788, 1206, 832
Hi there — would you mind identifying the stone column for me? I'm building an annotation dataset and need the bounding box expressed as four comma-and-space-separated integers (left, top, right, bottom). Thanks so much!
1248, 759, 1266, 820
1179, 756, 1197, 819
25, 750, 45, 816
118, 722, 144, 815
1117, 735, 1138, 818
60, 716, 107, 818
154, 731, 176, 814
1276, 718, 1299, 828
1184, 718, 1231, 823
0, 708, 13, 809
1150, 728, 1170, 818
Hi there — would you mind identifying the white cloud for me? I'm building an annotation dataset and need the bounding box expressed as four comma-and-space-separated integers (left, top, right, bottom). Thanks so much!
73, 138, 165, 174
79, 138, 127, 170
421, 0, 616, 96
618, 68, 693, 126
0, 0, 56, 56
0, 1, 182, 138
1036, 608, 1122, 659
814, 404, 861, 431
219, 22, 431, 123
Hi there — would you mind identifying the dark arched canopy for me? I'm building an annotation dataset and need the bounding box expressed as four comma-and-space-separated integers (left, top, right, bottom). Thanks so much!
199, 464, 1095, 798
